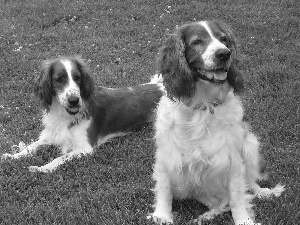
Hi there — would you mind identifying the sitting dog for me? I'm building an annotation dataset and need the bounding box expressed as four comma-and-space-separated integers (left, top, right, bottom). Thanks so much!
1, 56, 163, 173
147, 21, 284, 225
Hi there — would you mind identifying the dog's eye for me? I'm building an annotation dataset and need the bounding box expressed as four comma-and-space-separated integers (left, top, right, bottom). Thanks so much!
73, 75, 81, 82
55, 77, 63, 83
191, 39, 203, 45
220, 36, 228, 43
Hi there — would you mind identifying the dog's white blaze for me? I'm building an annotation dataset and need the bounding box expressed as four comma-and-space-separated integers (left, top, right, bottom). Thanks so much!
57, 60, 82, 107
199, 21, 229, 68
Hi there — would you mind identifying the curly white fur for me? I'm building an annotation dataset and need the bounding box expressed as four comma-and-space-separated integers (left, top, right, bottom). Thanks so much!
150, 84, 285, 225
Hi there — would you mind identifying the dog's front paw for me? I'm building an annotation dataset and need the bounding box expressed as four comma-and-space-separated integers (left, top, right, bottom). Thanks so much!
236, 218, 261, 225
256, 184, 285, 198
28, 166, 41, 172
28, 166, 50, 173
1, 153, 13, 161
147, 214, 173, 225
11, 141, 26, 152
187, 209, 220, 225
270, 184, 285, 197
199, 209, 220, 221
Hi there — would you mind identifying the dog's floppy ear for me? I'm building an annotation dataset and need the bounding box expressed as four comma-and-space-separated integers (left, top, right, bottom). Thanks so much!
227, 62, 244, 93
157, 31, 196, 101
34, 59, 54, 110
214, 21, 244, 93
72, 56, 94, 100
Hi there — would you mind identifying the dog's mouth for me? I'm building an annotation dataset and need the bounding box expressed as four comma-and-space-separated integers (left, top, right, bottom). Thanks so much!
196, 68, 228, 85
66, 106, 80, 115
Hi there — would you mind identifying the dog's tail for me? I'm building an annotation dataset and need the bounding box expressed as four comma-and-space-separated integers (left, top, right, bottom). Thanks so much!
243, 131, 285, 198
149, 74, 163, 84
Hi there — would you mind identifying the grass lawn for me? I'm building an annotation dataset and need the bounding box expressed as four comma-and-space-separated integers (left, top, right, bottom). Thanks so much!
0, 0, 299, 224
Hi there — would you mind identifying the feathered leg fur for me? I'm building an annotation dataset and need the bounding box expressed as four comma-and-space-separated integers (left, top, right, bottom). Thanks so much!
28, 145, 93, 173
1, 136, 48, 160
147, 163, 174, 224
229, 163, 257, 225
242, 131, 285, 198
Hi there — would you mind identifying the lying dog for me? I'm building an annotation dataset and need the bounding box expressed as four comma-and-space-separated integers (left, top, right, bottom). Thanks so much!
148, 21, 284, 225
1, 56, 163, 173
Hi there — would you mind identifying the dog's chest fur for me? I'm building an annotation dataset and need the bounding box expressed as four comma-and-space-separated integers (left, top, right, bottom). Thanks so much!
155, 91, 246, 201
41, 99, 91, 153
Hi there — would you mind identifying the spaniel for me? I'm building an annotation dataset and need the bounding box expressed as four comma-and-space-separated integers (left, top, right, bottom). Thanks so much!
147, 21, 285, 225
1, 56, 163, 173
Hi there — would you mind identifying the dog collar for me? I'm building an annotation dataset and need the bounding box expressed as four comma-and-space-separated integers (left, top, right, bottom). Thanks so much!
193, 100, 223, 114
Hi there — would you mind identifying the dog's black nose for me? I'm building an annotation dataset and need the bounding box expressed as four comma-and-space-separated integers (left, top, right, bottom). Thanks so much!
215, 49, 231, 62
68, 96, 79, 107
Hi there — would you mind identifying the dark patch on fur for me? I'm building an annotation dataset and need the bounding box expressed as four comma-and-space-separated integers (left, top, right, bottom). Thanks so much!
34, 60, 55, 110
71, 56, 94, 100
214, 21, 244, 93
226, 61, 244, 93
157, 33, 197, 101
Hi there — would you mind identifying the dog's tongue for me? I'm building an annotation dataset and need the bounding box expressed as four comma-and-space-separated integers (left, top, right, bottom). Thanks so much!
202, 70, 227, 81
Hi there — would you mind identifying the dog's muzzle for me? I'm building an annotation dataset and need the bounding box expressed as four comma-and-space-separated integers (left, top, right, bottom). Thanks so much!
196, 68, 228, 85
66, 96, 80, 115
